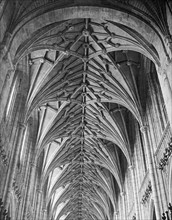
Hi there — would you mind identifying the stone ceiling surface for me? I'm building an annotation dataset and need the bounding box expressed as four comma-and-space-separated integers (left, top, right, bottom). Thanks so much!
2, 0, 167, 45
9, 0, 165, 30
22, 17, 149, 220
0, 0, 171, 219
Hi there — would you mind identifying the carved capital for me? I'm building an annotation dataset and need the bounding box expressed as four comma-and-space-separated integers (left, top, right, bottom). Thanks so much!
157, 66, 166, 77
18, 122, 26, 130
41, 105, 47, 111
161, 71, 168, 81
30, 162, 37, 167
37, 189, 42, 194
115, 211, 119, 216
6, 73, 10, 80
157, 66, 169, 81
28, 117, 33, 126
128, 165, 134, 170
140, 125, 148, 133
42, 208, 47, 213
5, 68, 15, 80
132, 214, 136, 220
165, 34, 172, 47
120, 191, 125, 197
28, 59, 33, 65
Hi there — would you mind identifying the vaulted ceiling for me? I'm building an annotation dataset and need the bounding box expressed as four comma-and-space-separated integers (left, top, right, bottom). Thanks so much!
0, 0, 170, 219
20, 17, 151, 220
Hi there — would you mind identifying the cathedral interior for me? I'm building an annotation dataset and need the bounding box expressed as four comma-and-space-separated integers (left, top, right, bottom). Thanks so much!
0, 0, 172, 220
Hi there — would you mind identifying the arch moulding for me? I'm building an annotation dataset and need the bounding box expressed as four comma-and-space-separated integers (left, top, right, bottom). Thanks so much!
8, 6, 168, 68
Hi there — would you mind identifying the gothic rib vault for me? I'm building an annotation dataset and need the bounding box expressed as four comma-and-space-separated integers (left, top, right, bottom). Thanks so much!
1, 1, 172, 220
19, 18, 150, 220
1, 0, 172, 219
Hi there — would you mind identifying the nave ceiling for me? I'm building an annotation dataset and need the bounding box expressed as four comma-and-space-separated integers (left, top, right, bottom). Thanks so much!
14, 17, 153, 220
0, 0, 172, 219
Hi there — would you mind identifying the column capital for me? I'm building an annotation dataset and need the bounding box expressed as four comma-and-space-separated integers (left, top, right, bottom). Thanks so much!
157, 66, 170, 81
6, 68, 15, 80
30, 162, 37, 167
28, 59, 33, 65
164, 34, 172, 46
37, 189, 42, 193
28, 117, 33, 126
128, 164, 134, 170
39, 58, 45, 63
120, 191, 125, 196
140, 125, 148, 133
41, 105, 47, 111
6, 73, 10, 80
18, 122, 26, 130
162, 71, 168, 81
114, 211, 119, 216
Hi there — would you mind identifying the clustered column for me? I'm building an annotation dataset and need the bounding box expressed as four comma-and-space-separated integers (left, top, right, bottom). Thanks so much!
35, 189, 43, 220
120, 191, 126, 220
140, 125, 161, 219
157, 68, 172, 129
3, 122, 26, 208
128, 165, 141, 220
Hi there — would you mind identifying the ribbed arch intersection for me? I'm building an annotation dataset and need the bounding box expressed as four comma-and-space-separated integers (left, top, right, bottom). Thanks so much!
19, 18, 152, 220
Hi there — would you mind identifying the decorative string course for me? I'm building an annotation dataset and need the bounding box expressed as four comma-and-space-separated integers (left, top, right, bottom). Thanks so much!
158, 137, 172, 170
0, 198, 11, 220
141, 181, 152, 205
0, 138, 8, 166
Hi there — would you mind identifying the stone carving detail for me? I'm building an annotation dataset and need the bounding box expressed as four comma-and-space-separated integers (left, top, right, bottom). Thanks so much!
162, 203, 172, 220
0, 138, 8, 166
158, 137, 172, 170
132, 214, 136, 220
141, 181, 152, 205
0, 198, 11, 220
13, 179, 22, 201
0, 148, 8, 166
